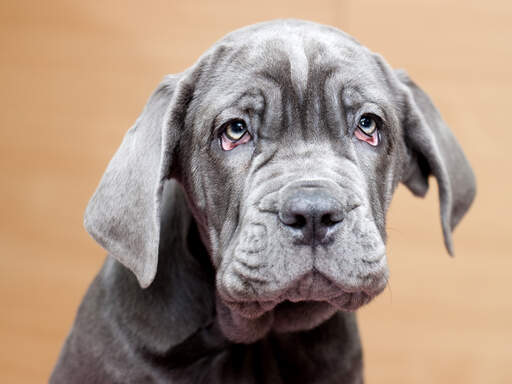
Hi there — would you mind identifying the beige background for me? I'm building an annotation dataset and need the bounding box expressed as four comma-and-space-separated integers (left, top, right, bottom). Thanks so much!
1, 0, 511, 383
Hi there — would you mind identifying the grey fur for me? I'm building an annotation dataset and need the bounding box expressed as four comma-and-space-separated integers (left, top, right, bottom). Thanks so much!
51, 19, 475, 383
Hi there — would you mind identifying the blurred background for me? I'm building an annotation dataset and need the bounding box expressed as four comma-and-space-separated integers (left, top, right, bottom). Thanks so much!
1, 0, 511, 383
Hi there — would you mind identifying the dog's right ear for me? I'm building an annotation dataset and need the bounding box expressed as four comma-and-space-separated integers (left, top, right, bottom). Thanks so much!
84, 73, 193, 289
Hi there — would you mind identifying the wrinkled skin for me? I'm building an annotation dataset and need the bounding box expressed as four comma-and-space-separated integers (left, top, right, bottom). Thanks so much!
177, 21, 405, 342
51, 19, 475, 384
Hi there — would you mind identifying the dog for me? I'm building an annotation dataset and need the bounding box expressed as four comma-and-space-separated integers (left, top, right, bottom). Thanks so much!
51, 19, 476, 383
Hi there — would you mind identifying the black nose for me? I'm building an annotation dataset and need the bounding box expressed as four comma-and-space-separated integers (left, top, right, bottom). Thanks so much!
278, 187, 344, 245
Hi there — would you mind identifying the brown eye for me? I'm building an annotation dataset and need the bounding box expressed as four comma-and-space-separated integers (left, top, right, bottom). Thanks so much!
357, 115, 377, 136
223, 120, 248, 141
220, 119, 251, 151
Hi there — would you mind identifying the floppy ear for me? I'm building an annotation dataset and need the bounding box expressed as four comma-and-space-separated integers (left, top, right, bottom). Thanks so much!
396, 70, 476, 255
84, 74, 188, 288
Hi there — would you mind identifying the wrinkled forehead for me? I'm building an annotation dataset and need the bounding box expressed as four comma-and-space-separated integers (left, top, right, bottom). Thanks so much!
192, 21, 395, 125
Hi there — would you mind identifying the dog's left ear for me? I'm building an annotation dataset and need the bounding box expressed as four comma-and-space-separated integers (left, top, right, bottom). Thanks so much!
396, 69, 476, 255
84, 73, 193, 288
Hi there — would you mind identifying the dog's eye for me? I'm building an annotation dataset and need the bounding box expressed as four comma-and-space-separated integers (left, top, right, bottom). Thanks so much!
224, 120, 247, 141
358, 115, 377, 135
355, 114, 379, 146
220, 119, 251, 151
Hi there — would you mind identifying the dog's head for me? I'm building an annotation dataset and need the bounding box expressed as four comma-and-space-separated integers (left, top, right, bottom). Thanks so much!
84, 20, 475, 342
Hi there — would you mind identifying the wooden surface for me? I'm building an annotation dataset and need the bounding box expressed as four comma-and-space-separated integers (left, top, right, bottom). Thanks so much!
0, 1, 510, 382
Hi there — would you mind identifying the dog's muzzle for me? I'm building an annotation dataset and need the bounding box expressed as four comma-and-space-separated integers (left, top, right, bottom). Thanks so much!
217, 177, 388, 329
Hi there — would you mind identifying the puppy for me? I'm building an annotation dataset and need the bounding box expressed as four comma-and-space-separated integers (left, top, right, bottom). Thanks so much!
51, 19, 475, 383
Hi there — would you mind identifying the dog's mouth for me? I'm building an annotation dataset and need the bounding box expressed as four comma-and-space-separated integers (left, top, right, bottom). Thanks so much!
226, 290, 373, 318
215, 270, 387, 341
221, 292, 374, 336
221, 270, 384, 321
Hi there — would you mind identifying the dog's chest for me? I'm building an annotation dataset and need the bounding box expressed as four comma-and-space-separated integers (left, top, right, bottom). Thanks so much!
141, 314, 363, 384
166, 341, 362, 384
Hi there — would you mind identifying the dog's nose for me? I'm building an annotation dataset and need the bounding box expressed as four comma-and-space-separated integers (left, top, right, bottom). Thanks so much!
278, 187, 344, 245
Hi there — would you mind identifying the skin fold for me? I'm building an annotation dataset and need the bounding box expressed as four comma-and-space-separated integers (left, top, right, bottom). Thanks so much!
51, 20, 475, 383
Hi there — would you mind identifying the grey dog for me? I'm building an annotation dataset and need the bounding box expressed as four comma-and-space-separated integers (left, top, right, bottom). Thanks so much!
51, 19, 475, 383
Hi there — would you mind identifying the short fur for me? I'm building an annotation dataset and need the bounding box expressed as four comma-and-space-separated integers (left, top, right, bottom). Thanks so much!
51, 20, 475, 383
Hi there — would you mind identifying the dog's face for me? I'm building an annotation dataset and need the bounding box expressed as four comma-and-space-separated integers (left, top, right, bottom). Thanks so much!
84, 20, 475, 343
178, 25, 404, 336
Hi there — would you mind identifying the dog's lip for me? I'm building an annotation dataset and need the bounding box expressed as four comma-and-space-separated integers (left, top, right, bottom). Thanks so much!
219, 263, 388, 318
225, 300, 276, 319
327, 291, 373, 311
222, 288, 377, 319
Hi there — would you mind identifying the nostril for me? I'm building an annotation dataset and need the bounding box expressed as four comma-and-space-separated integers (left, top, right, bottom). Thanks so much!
278, 210, 308, 228
320, 213, 341, 227
289, 214, 307, 229
321, 211, 344, 227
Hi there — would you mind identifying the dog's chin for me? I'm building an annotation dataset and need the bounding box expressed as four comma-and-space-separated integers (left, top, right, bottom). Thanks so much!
216, 291, 376, 344
271, 300, 338, 333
